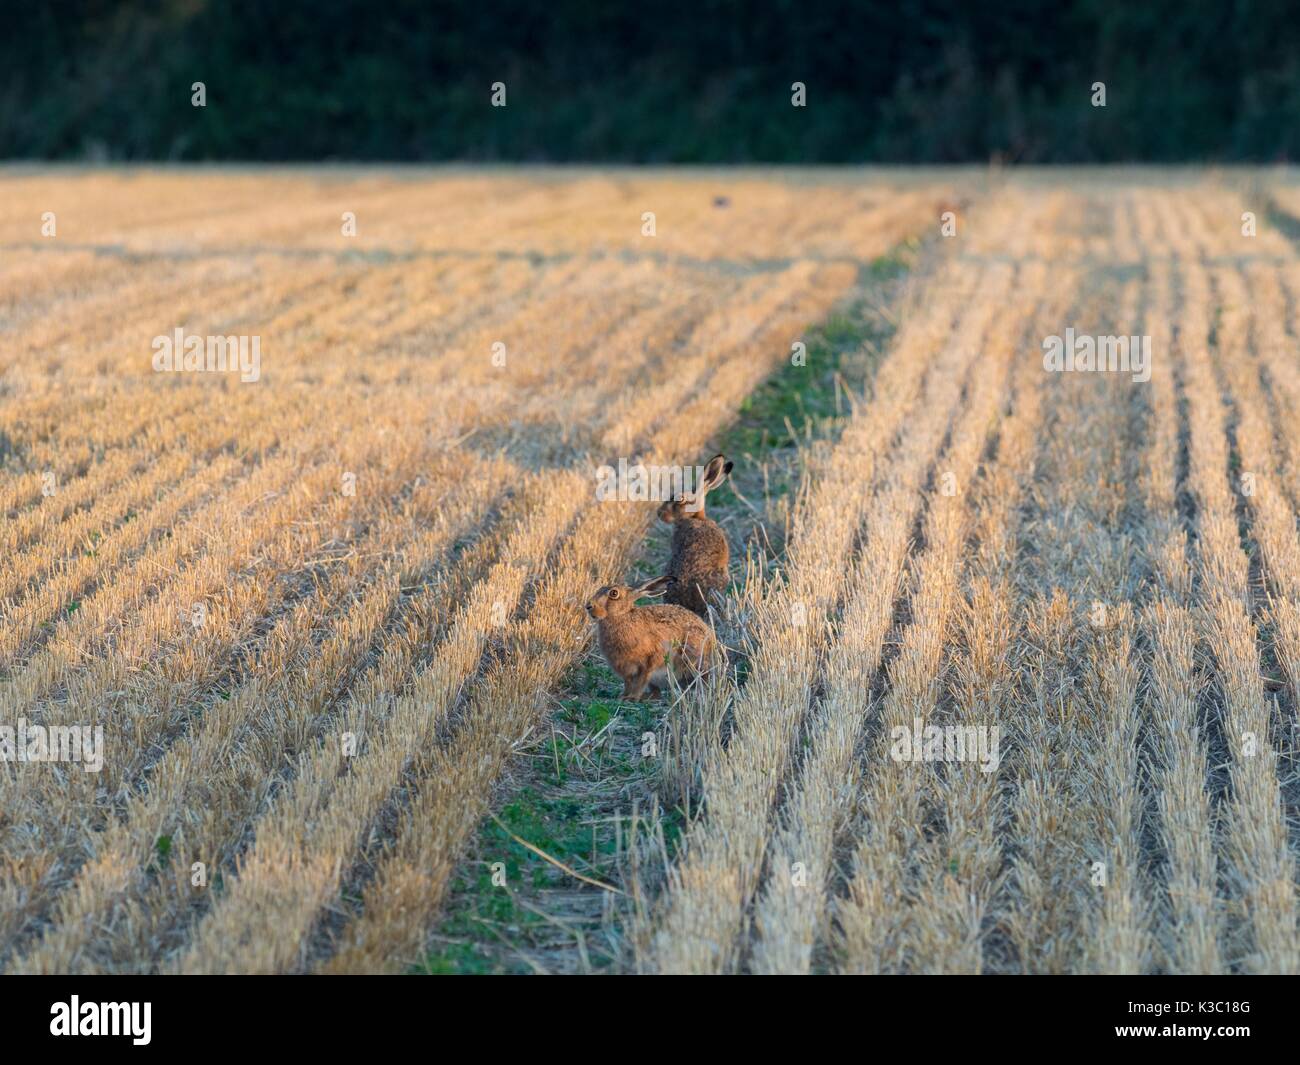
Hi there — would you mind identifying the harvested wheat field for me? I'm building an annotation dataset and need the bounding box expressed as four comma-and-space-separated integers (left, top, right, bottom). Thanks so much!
1, 167, 1298, 975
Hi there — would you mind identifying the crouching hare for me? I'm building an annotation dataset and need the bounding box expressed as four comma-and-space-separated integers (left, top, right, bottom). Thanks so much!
586, 575, 716, 701
657, 453, 734, 618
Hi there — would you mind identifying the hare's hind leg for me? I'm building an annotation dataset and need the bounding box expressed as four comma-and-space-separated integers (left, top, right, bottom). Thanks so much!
669, 645, 706, 687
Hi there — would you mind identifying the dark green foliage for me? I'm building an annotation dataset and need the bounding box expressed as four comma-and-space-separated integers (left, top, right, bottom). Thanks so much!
10, 4, 1293, 162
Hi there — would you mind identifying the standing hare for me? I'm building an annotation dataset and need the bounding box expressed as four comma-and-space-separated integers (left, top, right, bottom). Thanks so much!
657, 453, 734, 618
586, 576, 716, 701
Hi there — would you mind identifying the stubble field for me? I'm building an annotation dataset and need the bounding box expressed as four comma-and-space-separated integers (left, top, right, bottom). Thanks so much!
1, 167, 1298, 974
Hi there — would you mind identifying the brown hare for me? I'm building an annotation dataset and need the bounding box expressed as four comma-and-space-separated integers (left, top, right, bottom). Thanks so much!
657, 453, 734, 618
586, 575, 716, 701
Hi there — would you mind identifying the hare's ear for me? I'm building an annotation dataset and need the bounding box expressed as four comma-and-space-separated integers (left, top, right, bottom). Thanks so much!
702, 453, 733, 491
633, 575, 673, 599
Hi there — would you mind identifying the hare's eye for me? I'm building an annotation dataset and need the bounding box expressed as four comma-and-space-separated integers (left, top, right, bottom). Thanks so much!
609, 588, 620, 599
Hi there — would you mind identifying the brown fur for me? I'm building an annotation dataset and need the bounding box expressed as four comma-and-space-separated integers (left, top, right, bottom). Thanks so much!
657, 453, 733, 618
586, 576, 716, 700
